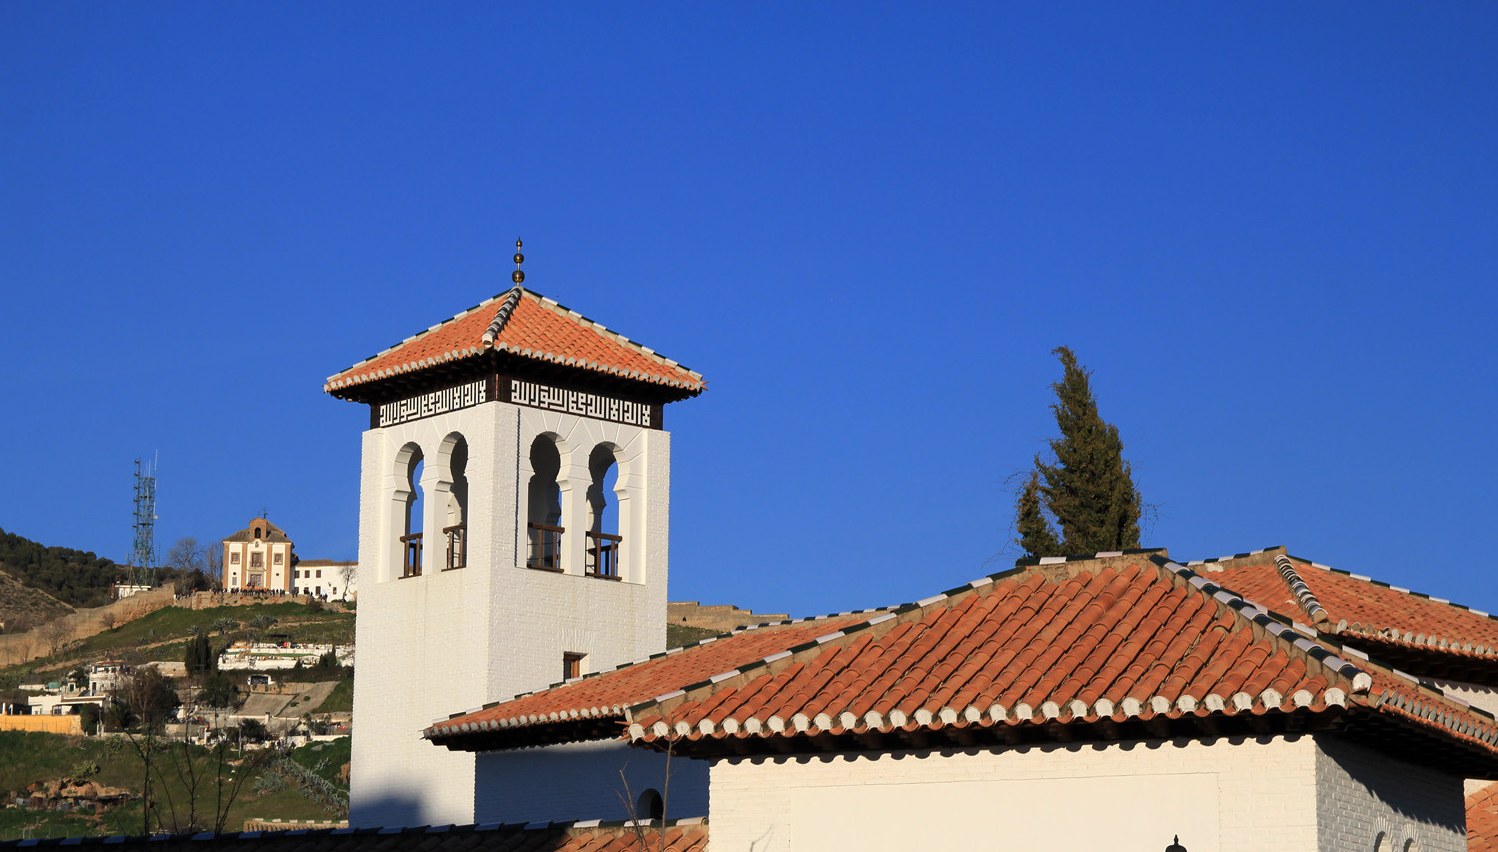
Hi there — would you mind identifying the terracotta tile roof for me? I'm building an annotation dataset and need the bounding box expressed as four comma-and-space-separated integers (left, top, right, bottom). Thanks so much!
224, 519, 292, 544
1470, 784, 1498, 852
618, 555, 1498, 773
1197, 548, 1498, 677
0, 820, 707, 852
324, 288, 704, 396
426, 613, 882, 751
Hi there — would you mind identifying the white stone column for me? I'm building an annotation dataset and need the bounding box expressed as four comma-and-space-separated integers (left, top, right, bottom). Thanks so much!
559, 451, 591, 576
420, 463, 446, 575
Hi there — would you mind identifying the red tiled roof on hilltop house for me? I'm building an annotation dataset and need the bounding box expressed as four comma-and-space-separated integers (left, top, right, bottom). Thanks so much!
613, 554, 1498, 777
426, 612, 881, 752
324, 287, 704, 399
1196, 547, 1498, 680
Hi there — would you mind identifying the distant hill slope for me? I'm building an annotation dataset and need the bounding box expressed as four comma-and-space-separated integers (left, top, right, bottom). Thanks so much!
0, 567, 73, 632
0, 527, 123, 608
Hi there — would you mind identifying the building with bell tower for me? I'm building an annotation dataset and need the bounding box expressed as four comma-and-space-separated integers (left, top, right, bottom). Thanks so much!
325, 248, 705, 827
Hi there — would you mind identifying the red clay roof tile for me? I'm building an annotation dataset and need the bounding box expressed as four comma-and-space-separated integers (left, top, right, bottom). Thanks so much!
619, 558, 1498, 771
325, 288, 704, 396
1470, 784, 1498, 852
1206, 551, 1498, 670
426, 613, 874, 748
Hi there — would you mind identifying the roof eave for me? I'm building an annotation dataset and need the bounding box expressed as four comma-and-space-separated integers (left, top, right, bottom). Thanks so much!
427, 714, 626, 753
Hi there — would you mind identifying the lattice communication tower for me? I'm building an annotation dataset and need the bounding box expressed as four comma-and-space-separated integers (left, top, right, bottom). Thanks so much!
129, 457, 158, 587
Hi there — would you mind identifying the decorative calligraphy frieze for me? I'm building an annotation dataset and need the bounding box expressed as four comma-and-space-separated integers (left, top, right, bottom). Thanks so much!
510, 379, 653, 427
378, 380, 486, 427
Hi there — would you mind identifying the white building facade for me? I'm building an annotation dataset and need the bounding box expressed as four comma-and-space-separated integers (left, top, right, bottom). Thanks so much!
706, 735, 1465, 852
222, 518, 295, 592
293, 560, 358, 600
325, 284, 704, 828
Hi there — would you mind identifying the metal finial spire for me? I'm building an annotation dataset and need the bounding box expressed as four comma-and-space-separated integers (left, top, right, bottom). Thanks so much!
512, 238, 525, 285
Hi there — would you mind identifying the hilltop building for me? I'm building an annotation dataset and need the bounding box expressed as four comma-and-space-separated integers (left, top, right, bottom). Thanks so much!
222, 518, 296, 592
294, 559, 358, 600
325, 278, 704, 828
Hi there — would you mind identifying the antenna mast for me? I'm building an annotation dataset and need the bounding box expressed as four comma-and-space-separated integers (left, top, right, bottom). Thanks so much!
129, 457, 158, 587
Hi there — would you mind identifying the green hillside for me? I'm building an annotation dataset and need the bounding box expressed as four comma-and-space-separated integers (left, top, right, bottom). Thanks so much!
1, 601, 354, 684
0, 732, 349, 840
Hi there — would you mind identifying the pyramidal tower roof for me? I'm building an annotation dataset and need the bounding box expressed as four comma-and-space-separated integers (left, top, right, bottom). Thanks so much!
324, 287, 705, 401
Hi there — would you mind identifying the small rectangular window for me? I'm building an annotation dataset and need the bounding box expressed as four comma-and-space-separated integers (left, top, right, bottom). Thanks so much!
316, 569, 322, 578
274, 553, 283, 565
250, 552, 263, 568
563, 652, 585, 681
230, 553, 240, 565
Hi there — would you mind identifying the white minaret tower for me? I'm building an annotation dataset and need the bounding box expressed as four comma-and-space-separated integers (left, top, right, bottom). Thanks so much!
326, 246, 705, 827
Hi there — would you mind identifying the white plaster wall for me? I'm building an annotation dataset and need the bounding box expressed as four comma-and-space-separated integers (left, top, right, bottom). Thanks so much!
473, 740, 708, 824
708, 736, 1321, 852
492, 408, 667, 693
1314, 736, 1465, 852
349, 402, 515, 828
350, 398, 672, 829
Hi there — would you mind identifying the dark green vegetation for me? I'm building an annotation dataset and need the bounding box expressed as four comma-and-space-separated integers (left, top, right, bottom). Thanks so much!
666, 623, 722, 648
184, 634, 214, 676
0, 732, 350, 840
1015, 347, 1144, 558
0, 528, 123, 609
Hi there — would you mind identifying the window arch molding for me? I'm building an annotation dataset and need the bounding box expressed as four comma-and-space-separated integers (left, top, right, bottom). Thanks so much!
434, 431, 470, 570
584, 441, 629, 581
389, 441, 425, 581
524, 431, 567, 572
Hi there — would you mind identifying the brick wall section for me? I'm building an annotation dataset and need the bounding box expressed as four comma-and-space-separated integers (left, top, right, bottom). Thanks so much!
1315, 736, 1465, 852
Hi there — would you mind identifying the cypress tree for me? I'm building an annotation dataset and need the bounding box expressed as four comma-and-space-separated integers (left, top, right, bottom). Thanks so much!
1015, 347, 1143, 557
183, 633, 215, 676
1015, 470, 1061, 557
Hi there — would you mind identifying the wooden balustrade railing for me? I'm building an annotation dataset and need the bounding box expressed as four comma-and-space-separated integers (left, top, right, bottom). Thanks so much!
586, 531, 622, 581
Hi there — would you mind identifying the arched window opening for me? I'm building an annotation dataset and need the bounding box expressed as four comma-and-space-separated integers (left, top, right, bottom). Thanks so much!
526, 435, 563, 571
401, 451, 425, 578
585, 445, 622, 580
636, 788, 663, 822
443, 436, 469, 570
1373, 832, 1386, 852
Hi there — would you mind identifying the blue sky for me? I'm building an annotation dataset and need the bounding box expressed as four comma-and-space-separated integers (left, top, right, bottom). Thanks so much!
2, 3, 1495, 617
